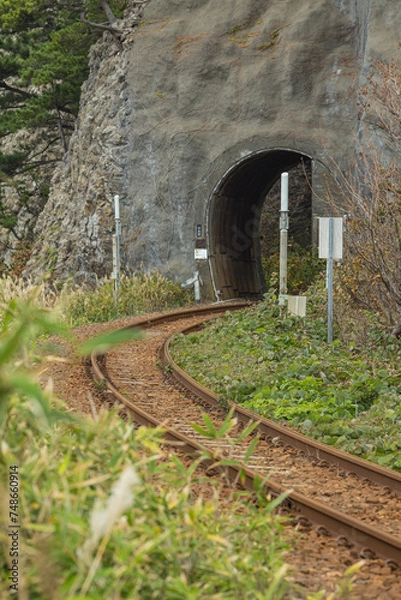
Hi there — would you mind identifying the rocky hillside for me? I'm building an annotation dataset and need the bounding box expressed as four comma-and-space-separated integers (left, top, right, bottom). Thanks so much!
4, 0, 399, 284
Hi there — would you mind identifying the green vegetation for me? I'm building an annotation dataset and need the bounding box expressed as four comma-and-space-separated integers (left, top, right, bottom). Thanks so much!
0, 0, 127, 244
0, 298, 295, 599
1, 408, 292, 598
64, 271, 193, 326
0, 0, 113, 146
0, 0, 126, 135
0, 270, 192, 327
262, 243, 325, 294
170, 278, 401, 471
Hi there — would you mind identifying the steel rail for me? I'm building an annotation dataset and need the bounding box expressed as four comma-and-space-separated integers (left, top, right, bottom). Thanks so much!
162, 321, 401, 495
90, 303, 401, 567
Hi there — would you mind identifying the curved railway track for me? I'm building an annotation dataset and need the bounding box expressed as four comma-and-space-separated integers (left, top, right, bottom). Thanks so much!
89, 302, 401, 575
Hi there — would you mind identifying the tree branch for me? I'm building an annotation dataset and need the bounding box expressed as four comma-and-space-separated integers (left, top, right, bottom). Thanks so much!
99, 0, 117, 25
0, 81, 35, 100
55, 1, 121, 40
78, 10, 121, 40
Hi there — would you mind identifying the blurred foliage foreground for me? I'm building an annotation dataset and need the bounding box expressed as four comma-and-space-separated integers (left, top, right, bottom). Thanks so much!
0, 294, 295, 599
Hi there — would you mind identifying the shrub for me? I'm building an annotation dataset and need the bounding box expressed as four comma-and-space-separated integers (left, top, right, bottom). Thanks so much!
63, 272, 193, 326
328, 60, 401, 336
262, 243, 325, 294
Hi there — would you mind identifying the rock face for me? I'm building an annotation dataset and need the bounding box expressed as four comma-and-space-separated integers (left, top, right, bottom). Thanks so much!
23, 37, 134, 283
26, 0, 401, 298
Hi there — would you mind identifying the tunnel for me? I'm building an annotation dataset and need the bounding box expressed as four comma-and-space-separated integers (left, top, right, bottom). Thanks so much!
207, 149, 313, 300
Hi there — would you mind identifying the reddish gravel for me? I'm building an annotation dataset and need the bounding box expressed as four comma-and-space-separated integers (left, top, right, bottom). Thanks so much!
40, 313, 401, 600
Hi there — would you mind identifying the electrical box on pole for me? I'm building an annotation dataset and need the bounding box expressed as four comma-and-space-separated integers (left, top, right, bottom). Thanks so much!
318, 217, 343, 259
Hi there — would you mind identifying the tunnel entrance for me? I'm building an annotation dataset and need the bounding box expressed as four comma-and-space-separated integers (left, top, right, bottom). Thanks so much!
207, 149, 313, 300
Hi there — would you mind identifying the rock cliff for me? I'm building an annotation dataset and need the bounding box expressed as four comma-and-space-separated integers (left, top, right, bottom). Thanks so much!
24, 0, 401, 296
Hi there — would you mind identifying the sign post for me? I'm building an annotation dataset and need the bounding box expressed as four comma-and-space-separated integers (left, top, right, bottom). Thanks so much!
327, 218, 334, 343
318, 217, 343, 343
112, 194, 121, 311
279, 172, 289, 306
181, 271, 202, 304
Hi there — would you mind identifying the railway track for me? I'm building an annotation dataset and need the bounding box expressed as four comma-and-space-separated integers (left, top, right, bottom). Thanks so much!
89, 302, 401, 573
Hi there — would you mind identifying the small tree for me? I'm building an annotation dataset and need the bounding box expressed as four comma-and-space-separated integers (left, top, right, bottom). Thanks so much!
0, 1, 128, 146
0, 0, 131, 265
333, 59, 401, 336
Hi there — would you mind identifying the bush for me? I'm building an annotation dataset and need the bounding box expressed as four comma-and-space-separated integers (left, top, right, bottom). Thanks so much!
63, 272, 193, 326
262, 243, 325, 294
329, 60, 401, 335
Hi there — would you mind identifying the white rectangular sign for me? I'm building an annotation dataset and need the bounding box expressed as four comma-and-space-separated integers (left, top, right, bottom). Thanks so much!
194, 248, 208, 260
318, 217, 343, 259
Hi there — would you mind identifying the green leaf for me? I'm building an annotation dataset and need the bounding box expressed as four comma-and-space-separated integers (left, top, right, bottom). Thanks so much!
209, 458, 242, 469
191, 422, 216, 438
200, 412, 218, 437
244, 436, 259, 462
0, 320, 27, 364
80, 327, 143, 356
215, 408, 237, 438
235, 418, 260, 443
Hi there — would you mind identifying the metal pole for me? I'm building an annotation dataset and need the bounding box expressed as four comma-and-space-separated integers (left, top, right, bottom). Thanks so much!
112, 234, 118, 310
279, 172, 289, 306
194, 276, 200, 304
327, 217, 334, 343
114, 195, 121, 310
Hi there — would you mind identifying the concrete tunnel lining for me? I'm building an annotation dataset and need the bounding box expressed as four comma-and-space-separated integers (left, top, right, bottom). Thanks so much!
207, 149, 313, 301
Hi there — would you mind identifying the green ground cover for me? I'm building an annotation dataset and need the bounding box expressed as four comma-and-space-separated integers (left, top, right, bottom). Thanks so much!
170, 281, 401, 472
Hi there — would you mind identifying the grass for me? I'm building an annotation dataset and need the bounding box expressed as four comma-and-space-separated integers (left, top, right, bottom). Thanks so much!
170, 278, 401, 472
0, 276, 378, 597
0, 294, 294, 599
0, 271, 193, 328
62, 271, 193, 326
0, 401, 294, 599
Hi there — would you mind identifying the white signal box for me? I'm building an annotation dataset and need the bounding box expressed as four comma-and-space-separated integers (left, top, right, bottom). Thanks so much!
287, 295, 307, 317
318, 217, 343, 259
194, 248, 208, 260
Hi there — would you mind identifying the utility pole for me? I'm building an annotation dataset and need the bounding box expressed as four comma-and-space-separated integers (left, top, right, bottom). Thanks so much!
112, 194, 121, 311
327, 217, 334, 343
279, 172, 289, 306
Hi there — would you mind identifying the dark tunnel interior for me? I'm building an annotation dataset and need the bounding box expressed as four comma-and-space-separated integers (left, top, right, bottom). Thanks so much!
208, 150, 312, 300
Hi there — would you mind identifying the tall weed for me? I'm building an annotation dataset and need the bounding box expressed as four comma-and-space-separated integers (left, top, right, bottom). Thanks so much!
64, 272, 192, 326
0, 277, 59, 327
0, 300, 292, 599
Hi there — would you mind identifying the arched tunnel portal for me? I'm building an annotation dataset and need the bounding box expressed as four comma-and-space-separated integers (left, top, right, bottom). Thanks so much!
207, 149, 316, 301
